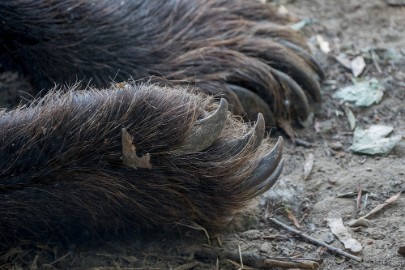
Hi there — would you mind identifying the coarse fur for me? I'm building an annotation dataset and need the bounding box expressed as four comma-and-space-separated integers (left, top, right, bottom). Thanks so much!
0, 0, 322, 247
0, 0, 323, 126
0, 83, 281, 246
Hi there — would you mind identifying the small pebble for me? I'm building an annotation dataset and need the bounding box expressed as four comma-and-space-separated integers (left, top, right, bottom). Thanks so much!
260, 242, 273, 253
330, 141, 343, 150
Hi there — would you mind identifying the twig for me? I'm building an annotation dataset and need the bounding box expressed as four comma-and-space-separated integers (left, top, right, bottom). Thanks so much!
269, 218, 362, 262
237, 244, 243, 269
262, 259, 319, 269
295, 139, 314, 148
43, 251, 71, 266
356, 183, 362, 212
192, 247, 320, 269
361, 191, 401, 219
174, 262, 200, 270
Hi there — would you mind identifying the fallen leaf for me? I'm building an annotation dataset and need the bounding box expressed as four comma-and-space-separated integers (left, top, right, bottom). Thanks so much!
351, 56, 366, 77
349, 125, 402, 155
333, 78, 384, 107
316, 35, 330, 54
327, 212, 362, 253
303, 153, 314, 180
314, 120, 321, 133
285, 208, 301, 228
343, 104, 356, 131
335, 54, 352, 70
122, 128, 152, 169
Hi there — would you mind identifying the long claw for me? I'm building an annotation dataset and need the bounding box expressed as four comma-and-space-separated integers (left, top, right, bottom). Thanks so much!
229, 85, 276, 126
219, 113, 265, 155
245, 136, 284, 190
270, 68, 310, 120
245, 113, 266, 150
256, 157, 284, 194
172, 98, 228, 155
278, 40, 325, 80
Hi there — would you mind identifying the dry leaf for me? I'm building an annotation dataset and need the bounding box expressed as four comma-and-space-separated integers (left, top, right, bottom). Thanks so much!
316, 35, 330, 54
285, 208, 301, 228
303, 153, 314, 180
335, 54, 352, 70
314, 120, 321, 133
351, 56, 366, 77
349, 125, 402, 155
343, 104, 356, 131
122, 128, 152, 169
333, 78, 384, 107
327, 212, 362, 253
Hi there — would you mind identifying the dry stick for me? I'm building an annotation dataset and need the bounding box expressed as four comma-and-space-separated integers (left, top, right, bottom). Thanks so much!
193, 247, 320, 269
269, 218, 362, 262
174, 261, 200, 270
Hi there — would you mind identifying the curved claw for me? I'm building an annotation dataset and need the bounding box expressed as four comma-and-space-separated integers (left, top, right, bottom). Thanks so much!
285, 64, 322, 103
259, 158, 284, 192
244, 113, 266, 150
278, 40, 325, 80
245, 136, 284, 191
229, 85, 276, 126
172, 98, 228, 155
270, 68, 310, 120
219, 113, 265, 155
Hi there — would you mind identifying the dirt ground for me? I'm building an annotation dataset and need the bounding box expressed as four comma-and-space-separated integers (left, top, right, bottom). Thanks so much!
2, 0, 405, 269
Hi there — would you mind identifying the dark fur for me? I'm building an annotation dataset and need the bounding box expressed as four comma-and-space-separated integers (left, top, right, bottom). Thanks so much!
0, 0, 322, 246
0, 0, 323, 124
0, 83, 277, 245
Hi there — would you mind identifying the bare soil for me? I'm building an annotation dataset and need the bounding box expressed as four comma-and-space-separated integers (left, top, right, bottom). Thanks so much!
2, 0, 404, 269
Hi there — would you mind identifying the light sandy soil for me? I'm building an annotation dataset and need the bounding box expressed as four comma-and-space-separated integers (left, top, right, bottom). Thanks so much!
2, 0, 404, 269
